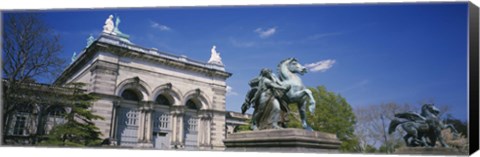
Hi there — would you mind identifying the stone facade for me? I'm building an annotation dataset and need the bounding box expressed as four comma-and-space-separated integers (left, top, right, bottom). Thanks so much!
53, 33, 231, 150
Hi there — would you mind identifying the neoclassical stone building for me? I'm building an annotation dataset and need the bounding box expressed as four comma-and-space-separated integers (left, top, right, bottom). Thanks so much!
52, 20, 232, 150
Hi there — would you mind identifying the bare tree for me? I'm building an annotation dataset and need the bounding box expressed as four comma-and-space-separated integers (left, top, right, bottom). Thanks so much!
2, 13, 66, 144
354, 102, 455, 153
353, 102, 418, 153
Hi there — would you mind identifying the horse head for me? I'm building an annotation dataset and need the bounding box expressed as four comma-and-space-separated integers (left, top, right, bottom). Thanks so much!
421, 104, 440, 118
284, 58, 307, 75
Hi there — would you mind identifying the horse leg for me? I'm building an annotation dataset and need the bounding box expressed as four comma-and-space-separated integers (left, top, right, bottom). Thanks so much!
289, 89, 316, 113
438, 136, 448, 147
402, 124, 427, 147
446, 124, 459, 139
435, 128, 449, 147
303, 89, 316, 113
404, 134, 412, 147
297, 100, 313, 131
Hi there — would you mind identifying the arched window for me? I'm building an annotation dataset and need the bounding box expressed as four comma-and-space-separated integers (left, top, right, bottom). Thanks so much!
186, 100, 198, 110
185, 99, 199, 132
155, 95, 171, 106
9, 105, 34, 136
12, 112, 29, 136
183, 99, 199, 149
45, 107, 66, 134
121, 89, 140, 101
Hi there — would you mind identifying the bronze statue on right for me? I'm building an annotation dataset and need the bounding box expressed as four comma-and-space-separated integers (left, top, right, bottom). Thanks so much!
388, 104, 459, 147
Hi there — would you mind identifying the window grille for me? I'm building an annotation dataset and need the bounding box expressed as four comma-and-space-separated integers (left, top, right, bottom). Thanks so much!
13, 113, 28, 135
154, 113, 170, 130
125, 110, 139, 126
187, 117, 198, 132
159, 114, 170, 129
48, 108, 66, 126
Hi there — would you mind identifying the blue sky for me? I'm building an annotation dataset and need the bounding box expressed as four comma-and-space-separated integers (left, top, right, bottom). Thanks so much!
4, 3, 469, 120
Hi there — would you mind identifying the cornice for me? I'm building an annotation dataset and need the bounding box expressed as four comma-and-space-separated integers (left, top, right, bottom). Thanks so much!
54, 34, 232, 86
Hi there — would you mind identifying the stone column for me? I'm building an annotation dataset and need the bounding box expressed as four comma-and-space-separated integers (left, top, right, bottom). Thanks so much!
109, 100, 121, 145
170, 113, 177, 145
198, 111, 212, 147
144, 109, 153, 142
205, 116, 212, 147
170, 106, 184, 148
137, 102, 154, 148
198, 114, 205, 146
137, 109, 145, 143
177, 113, 184, 147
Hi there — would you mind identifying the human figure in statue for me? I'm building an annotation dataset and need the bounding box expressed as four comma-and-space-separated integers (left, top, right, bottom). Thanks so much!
242, 68, 289, 130
114, 16, 122, 34
103, 15, 114, 34
111, 15, 130, 39
86, 34, 95, 48
208, 45, 223, 64
242, 58, 316, 131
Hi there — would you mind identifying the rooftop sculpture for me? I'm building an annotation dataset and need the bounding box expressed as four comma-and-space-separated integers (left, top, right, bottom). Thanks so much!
86, 34, 95, 48
103, 15, 115, 34
388, 104, 459, 147
102, 15, 130, 42
208, 45, 223, 65
241, 58, 316, 131
71, 52, 77, 64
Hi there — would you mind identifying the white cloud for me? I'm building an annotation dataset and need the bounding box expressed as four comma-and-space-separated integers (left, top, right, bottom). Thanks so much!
304, 59, 336, 72
339, 79, 369, 93
226, 85, 238, 96
150, 21, 171, 31
307, 32, 344, 40
254, 27, 276, 38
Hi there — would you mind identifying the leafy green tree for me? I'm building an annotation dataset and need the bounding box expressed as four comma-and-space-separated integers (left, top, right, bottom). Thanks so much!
236, 119, 252, 132
40, 83, 104, 147
364, 144, 377, 153
286, 86, 358, 152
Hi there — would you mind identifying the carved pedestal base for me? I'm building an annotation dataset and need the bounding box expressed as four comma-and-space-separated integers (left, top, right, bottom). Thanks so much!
394, 147, 466, 155
223, 128, 341, 153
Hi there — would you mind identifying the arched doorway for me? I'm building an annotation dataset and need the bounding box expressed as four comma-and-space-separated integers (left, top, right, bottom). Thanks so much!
183, 99, 199, 150
152, 94, 172, 149
116, 89, 142, 147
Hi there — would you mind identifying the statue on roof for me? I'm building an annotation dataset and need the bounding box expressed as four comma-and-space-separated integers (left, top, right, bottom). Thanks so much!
208, 45, 223, 65
71, 52, 77, 64
103, 15, 115, 34
86, 34, 95, 48
113, 15, 130, 39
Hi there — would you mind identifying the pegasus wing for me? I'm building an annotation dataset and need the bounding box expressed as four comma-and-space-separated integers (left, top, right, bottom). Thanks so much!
394, 112, 426, 121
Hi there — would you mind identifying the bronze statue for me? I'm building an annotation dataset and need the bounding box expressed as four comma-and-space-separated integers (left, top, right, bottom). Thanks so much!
241, 58, 316, 131
388, 104, 458, 147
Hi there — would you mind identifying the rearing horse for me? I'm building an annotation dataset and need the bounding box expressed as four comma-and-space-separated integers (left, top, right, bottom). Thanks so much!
277, 58, 316, 131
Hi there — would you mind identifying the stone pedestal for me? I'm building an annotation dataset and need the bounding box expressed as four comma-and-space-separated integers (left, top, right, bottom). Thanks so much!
394, 147, 466, 155
223, 128, 341, 153
136, 142, 154, 148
